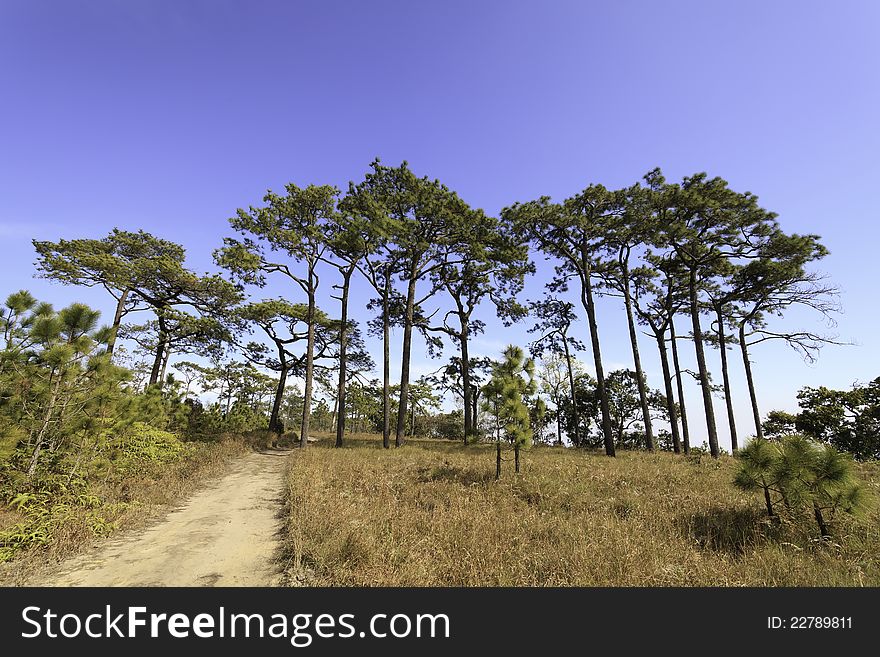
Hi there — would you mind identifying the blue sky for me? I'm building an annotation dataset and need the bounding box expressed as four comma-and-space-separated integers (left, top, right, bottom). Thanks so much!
1, 1, 878, 449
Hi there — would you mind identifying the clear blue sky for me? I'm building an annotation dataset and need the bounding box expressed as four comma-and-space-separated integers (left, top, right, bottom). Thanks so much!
1, 1, 878, 450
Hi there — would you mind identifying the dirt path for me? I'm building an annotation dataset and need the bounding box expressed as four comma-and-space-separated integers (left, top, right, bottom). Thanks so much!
41, 449, 291, 587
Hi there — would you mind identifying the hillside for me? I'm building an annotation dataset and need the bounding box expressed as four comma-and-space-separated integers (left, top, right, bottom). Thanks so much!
284, 435, 880, 586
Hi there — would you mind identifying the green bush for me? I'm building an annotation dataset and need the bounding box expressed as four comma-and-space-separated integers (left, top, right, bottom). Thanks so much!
108, 422, 186, 472
734, 435, 871, 539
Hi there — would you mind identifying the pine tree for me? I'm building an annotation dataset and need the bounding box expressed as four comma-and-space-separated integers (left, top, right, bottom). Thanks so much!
734, 435, 870, 538
483, 346, 536, 477
217, 183, 337, 447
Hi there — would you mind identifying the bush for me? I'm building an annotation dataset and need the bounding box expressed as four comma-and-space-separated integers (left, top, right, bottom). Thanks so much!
734, 435, 871, 539
108, 422, 185, 472
0, 422, 184, 562
425, 411, 464, 440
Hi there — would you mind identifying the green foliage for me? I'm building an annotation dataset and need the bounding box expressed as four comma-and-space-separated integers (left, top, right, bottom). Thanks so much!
530, 396, 549, 444
0, 418, 201, 562
734, 435, 871, 538
557, 372, 599, 447
108, 422, 186, 472
761, 410, 799, 438
793, 378, 880, 460
483, 345, 536, 449
0, 289, 267, 563
309, 399, 334, 433
600, 369, 669, 449
0, 293, 133, 477
0, 495, 113, 563
33, 230, 242, 384
425, 410, 465, 441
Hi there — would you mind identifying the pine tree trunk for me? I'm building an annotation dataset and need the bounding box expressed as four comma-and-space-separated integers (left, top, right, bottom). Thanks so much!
148, 312, 168, 387
395, 265, 419, 447
382, 271, 391, 449
622, 268, 654, 450
739, 322, 764, 440
300, 283, 316, 448
335, 268, 353, 448
581, 267, 615, 456
496, 439, 502, 480
656, 329, 682, 454
762, 477, 774, 517
460, 317, 472, 444
159, 342, 171, 385
687, 271, 719, 457
554, 392, 563, 446
106, 288, 129, 359
269, 367, 288, 434
669, 319, 691, 454
715, 305, 738, 452
562, 335, 581, 447
813, 502, 830, 539
514, 443, 520, 473
471, 388, 479, 436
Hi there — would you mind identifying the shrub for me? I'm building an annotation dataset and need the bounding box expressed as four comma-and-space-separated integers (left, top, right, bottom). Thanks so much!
108, 422, 185, 472
734, 435, 871, 539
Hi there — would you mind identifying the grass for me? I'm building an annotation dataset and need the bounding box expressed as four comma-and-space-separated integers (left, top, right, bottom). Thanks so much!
0, 431, 274, 586
284, 433, 880, 586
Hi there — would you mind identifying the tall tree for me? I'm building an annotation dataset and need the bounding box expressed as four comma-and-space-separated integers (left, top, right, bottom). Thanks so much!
323, 210, 368, 447
598, 185, 658, 450
348, 161, 471, 447
705, 294, 741, 451
527, 297, 586, 446
315, 320, 375, 436
668, 318, 691, 454
32, 229, 166, 357
234, 300, 334, 434
646, 169, 777, 457
629, 256, 689, 454
34, 230, 238, 373
420, 209, 532, 443
731, 231, 838, 439
342, 166, 404, 449
217, 183, 337, 447
504, 187, 620, 456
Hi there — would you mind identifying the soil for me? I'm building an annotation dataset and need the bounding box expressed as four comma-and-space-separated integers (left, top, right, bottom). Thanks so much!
39, 448, 291, 586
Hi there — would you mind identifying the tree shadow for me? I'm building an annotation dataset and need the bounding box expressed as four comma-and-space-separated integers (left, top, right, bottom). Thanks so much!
416, 462, 495, 487
679, 507, 776, 555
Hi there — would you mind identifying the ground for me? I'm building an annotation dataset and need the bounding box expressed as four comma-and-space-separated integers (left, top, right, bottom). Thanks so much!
284, 433, 880, 586
35, 448, 290, 586
10, 435, 880, 587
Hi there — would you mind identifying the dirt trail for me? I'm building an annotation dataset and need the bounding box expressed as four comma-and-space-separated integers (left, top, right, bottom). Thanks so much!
41, 449, 291, 587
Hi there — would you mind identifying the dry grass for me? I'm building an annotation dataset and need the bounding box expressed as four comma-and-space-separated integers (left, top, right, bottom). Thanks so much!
285, 433, 880, 586
0, 434, 263, 585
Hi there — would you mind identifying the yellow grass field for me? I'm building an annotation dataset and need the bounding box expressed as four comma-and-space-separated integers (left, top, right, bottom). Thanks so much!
284, 433, 880, 586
